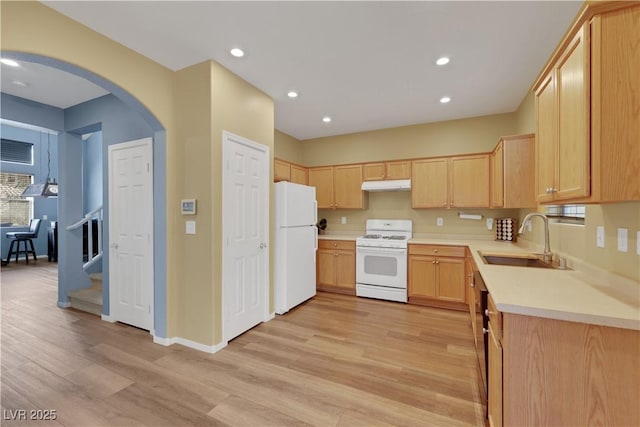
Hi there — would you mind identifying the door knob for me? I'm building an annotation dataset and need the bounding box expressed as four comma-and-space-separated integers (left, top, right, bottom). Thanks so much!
110, 243, 119, 249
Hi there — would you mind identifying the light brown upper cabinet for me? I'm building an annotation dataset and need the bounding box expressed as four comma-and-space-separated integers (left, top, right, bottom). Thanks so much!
533, 3, 639, 204
290, 163, 308, 185
274, 158, 308, 185
308, 164, 365, 209
491, 134, 536, 208
274, 159, 291, 182
535, 25, 590, 203
412, 154, 490, 208
363, 160, 411, 181
450, 155, 490, 208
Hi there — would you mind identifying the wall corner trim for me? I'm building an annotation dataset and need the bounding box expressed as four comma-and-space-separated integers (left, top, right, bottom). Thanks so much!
101, 314, 116, 323
152, 335, 228, 354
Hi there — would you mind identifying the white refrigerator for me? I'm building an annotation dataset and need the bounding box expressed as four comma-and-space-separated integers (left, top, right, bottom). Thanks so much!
274, 181, 318, 314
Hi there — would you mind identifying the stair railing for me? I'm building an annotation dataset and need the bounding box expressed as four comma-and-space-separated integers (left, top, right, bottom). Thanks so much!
66, 205, 103, 270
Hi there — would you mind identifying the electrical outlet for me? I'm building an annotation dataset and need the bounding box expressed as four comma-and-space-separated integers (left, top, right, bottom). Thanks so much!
637, 231, 640, 255
617, 228, 628, 252
186, 221, 196, 235
436, 217, 443, 227
341, 216, 347, 224
486, 218, 493, 230
42, 214, 48, 220
596, 226, 605, 248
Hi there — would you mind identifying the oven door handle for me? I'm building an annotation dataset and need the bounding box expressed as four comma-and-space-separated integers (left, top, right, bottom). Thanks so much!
357, 247, 407, 256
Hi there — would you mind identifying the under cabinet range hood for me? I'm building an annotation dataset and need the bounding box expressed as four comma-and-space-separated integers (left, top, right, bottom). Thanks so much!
361, 179, 411, 192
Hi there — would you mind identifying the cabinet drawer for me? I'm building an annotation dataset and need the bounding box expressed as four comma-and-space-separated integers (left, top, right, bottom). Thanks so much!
318, 240, 355, 250
408, 244, 465, 258
487, 294, 502, 340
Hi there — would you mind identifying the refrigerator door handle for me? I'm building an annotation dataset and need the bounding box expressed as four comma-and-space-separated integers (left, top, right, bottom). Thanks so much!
314, 226, 318, 251
313, 200, 318, 224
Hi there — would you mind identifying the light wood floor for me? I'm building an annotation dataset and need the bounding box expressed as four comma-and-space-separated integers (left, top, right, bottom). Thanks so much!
1, 262, 485, 426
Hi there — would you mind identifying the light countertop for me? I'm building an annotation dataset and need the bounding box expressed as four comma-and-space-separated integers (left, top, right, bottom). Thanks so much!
320, 232, 640, 330
317, 233, 358, 241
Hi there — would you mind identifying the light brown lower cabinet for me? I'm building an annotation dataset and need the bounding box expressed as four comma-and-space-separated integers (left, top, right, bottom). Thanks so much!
408, 244, 467, 310
487, 301, 640, 426
316, 240, 356, 295
487, 295, 503, 427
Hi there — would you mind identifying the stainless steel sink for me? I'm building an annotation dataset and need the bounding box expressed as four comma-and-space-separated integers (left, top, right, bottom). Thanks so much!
479, 252, 560, 269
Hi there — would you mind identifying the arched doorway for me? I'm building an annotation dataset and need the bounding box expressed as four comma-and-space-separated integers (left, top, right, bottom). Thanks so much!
0, 52, 167, 338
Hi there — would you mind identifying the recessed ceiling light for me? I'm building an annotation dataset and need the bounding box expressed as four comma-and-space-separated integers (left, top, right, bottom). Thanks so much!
440, 96, 451, 104
11, 80, 28, 87
322, 116, 332, 123
1, 58, 19, 67
287, 91, 298, 98
436, 57, 450, 66
230, 48, 244, 58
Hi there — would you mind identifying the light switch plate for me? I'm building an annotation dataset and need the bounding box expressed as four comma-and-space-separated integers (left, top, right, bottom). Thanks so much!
637, 231, 640, 255
486, 218, 493, 230
186, 220, 196, 235
436, 217, 443, 227
596, 226, 605, 248
341, 216, 347, 224
617, 228, 628, 252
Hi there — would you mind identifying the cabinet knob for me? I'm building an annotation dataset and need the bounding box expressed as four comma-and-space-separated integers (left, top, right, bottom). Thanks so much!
470, 282, 475, 288
435, 260, 439, 264
334, 253, 338, 257
483, 328, 488, 335
433, 249, 438, 253
432, 261, 436, 264
485, 309, 491, 316
332, 242, 337, 247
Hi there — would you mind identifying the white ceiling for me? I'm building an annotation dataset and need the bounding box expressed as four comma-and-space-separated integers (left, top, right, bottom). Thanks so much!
4, 1, 582, 140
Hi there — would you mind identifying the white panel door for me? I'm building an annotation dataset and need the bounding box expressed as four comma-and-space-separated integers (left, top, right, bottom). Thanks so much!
222, 132, 269, 342
108, 138, 153, 331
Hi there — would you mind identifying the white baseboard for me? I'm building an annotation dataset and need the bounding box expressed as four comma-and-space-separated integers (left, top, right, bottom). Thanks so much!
101, 314, 116, 323
152, 334, 227, 354
57, 301, 71, 308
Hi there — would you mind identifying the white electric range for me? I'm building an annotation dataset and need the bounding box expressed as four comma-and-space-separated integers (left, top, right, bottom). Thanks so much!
355, 219, 412, 303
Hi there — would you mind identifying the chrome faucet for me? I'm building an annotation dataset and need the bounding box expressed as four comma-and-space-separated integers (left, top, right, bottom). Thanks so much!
518, 213, 553, 263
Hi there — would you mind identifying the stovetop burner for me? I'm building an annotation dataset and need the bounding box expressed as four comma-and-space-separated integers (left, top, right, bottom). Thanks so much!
357, 220, 412, 249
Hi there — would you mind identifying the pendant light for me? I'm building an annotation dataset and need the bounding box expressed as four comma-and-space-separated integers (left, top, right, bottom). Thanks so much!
21, 132, 58, 198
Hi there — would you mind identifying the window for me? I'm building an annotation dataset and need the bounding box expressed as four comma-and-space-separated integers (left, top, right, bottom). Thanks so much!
1, 139, 33, 164
546, 204, 585, 224
0, 173, 33, 226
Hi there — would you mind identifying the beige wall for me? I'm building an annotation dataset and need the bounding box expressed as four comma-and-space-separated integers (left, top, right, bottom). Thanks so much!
173, 62, 214, 343
319, 192, 520, 237
210, 61, 274, 343
300, 113, 518, 166
519, 203, 640, 281
513, 91, 535, 134
274, 130, 304, 164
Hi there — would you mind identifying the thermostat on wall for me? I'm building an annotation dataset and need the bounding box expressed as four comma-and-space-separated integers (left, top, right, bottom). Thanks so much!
181, 199, 196, 215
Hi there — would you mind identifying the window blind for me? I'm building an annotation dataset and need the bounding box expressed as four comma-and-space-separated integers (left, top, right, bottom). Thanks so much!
1, 139, 33, 164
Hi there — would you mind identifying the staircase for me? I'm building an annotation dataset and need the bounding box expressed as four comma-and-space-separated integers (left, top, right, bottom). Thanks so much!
68, 273, 102, 316
66, 206, 104, 316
